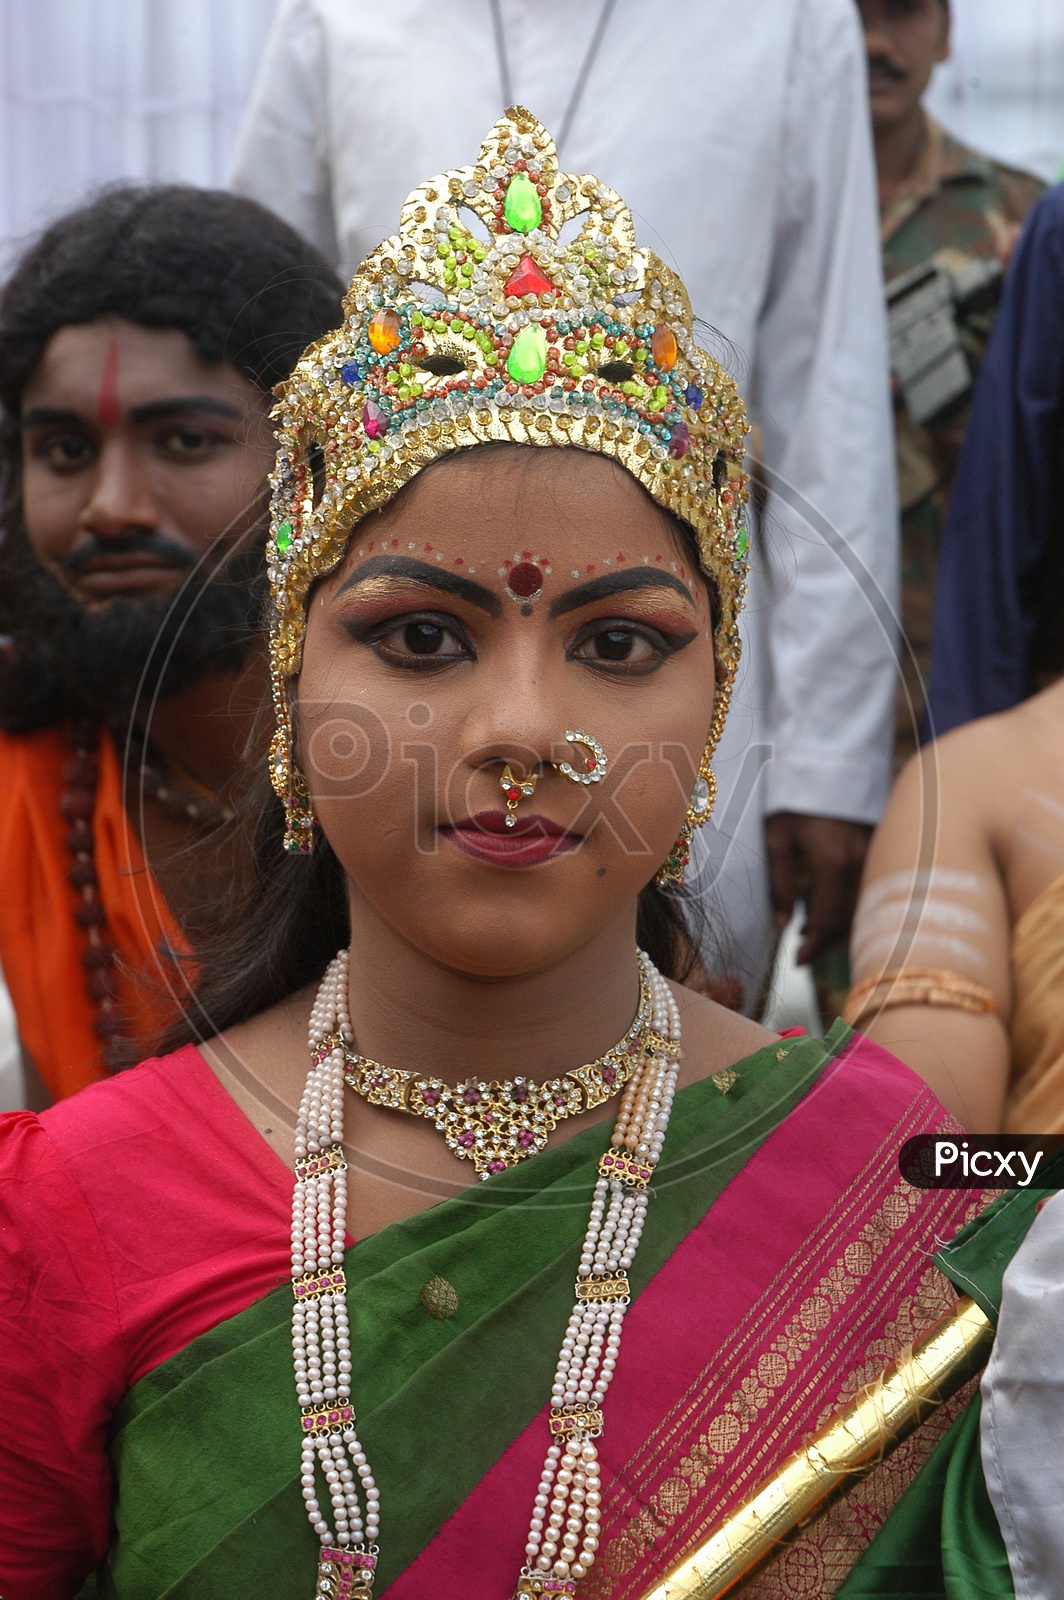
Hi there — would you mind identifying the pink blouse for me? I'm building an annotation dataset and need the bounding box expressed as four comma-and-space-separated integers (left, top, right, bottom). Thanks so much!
0, 1047, 296, 1598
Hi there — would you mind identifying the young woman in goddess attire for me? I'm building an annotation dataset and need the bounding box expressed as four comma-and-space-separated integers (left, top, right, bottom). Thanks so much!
0, 112, 1037, 1600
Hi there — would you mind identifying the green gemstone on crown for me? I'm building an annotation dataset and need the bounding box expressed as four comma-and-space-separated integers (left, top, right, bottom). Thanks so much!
735, 527, 750, 559
276, 521, 294, 555
507, 324, 549, 385
504, 172, 542, 234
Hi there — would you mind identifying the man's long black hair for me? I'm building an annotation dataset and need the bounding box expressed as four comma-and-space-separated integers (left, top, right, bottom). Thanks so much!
0, 184, 345, 730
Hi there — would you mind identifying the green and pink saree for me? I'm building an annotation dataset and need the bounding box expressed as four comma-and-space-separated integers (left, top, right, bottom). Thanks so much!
0, 1024, 1047, 1599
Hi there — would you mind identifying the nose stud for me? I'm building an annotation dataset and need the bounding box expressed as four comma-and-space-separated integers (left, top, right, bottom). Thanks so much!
498, 731, 607, 826
552, 730, 607, 786
500, 765, 539, 828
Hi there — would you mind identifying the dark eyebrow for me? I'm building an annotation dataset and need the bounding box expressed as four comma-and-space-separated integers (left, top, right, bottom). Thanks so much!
20, 406, 82, 428
549, 567, 699, 619
128, 396, 244, 424
335, 554, 502, 617
21, 396, 244, 428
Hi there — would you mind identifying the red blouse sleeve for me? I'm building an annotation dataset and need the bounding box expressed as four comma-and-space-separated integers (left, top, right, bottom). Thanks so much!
0, 1111, 127, 1598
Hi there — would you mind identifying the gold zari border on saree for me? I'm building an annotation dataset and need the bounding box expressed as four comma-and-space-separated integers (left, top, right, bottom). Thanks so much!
582, 1107, 988, 1600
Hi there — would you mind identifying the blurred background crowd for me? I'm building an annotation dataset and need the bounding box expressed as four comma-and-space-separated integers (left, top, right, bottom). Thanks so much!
2, 0, 1064, 1136
2, 0, 1063, 273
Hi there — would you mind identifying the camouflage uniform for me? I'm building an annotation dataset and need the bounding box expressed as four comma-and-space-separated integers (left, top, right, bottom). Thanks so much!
883, 112, 1044, 767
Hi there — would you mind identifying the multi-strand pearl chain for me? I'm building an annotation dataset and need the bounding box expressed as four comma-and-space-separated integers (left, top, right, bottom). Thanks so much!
292, 948, 681, 1599
517, 961, 680, 1595
293, 949, 379, 1599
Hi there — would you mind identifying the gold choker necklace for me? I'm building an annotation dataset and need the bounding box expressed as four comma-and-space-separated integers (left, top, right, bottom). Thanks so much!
331, 957, 671, 1179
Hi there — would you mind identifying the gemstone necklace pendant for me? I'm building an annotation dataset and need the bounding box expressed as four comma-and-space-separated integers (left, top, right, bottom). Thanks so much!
500, 763, 538, 827
337, 958, 663, 1178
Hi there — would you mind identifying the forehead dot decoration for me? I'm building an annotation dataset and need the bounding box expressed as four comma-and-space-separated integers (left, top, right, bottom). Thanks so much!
502, 552, 551, 609
96, 338, 121, 428
508, 563, 543, 597
266, 106, 750, 805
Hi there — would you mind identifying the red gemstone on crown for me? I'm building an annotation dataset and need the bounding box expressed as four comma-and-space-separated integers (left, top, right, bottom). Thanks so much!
503, 255, 555, 299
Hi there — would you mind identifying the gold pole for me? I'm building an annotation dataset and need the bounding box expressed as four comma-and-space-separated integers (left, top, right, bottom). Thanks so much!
638, 1294, 993, 1600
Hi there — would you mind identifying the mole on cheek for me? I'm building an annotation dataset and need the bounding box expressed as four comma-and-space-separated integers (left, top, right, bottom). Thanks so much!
596, 867, 606, 878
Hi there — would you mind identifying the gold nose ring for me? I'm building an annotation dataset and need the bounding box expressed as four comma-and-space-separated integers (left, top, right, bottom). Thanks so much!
552, 730, 607, 786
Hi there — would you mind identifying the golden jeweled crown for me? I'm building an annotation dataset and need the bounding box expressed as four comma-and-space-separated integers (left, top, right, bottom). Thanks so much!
267, 108, 750, 827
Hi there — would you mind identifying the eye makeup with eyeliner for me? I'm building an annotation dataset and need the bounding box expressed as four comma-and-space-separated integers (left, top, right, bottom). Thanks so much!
566, 615, 699, 675
357, 612, 476, 671
329, 552, 703, 676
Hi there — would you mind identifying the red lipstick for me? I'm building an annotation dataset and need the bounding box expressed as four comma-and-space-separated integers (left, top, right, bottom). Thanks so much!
441, 810, 581, 868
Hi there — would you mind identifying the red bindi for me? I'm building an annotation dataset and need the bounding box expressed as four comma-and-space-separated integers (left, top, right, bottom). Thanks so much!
96, 339, 121, 428
507, 561, 544, 599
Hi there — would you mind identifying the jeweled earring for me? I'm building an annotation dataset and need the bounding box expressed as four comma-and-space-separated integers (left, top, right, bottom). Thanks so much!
656, 755, 716, 889
269, 719, 319, 856
552, 729, 608, 786
500, 764, 539, 828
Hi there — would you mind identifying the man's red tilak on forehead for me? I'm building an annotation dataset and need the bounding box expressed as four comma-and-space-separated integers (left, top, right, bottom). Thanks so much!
97, 340, 121, 428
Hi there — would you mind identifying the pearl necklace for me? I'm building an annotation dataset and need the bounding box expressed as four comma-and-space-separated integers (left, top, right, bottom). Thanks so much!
294, 948, 681, 1598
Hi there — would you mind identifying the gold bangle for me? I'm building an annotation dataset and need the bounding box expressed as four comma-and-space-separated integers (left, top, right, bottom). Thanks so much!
843, 968, 996, 1030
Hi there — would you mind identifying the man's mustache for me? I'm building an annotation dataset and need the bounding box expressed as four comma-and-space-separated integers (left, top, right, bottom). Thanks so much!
64, 530, 197, 574
867, 54, 907, 82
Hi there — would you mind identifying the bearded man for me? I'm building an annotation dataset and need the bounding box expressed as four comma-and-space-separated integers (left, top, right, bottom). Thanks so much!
0, 187, 343, 1102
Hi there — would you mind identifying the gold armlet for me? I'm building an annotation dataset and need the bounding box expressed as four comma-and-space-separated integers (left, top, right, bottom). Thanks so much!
638, 1295, 993, 1600
842, 968, 996, 1031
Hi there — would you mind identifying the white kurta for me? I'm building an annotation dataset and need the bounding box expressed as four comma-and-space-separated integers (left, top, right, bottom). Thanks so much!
231, 0, 898, 1000
980, 1188, 1064, 1600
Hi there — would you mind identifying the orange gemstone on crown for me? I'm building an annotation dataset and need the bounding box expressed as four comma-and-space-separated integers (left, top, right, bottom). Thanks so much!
651, 324, 678, 370
369, 308, 401, 355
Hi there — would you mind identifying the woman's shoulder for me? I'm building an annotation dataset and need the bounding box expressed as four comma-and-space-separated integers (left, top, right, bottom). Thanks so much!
32, 1041, 293, 1217
908, 683, 1064, 791
671, 982, 930, 1103
0, 1045, 203, 1186
669, 982, 779, 1092
0, 1045, 240, 1282
33, 1041, 212, 1150
1, 1040, 294, 1390
1, 1040, 291, 1282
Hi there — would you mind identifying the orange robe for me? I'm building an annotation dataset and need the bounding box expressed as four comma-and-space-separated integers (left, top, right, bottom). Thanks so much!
0, 726, 184, 1099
